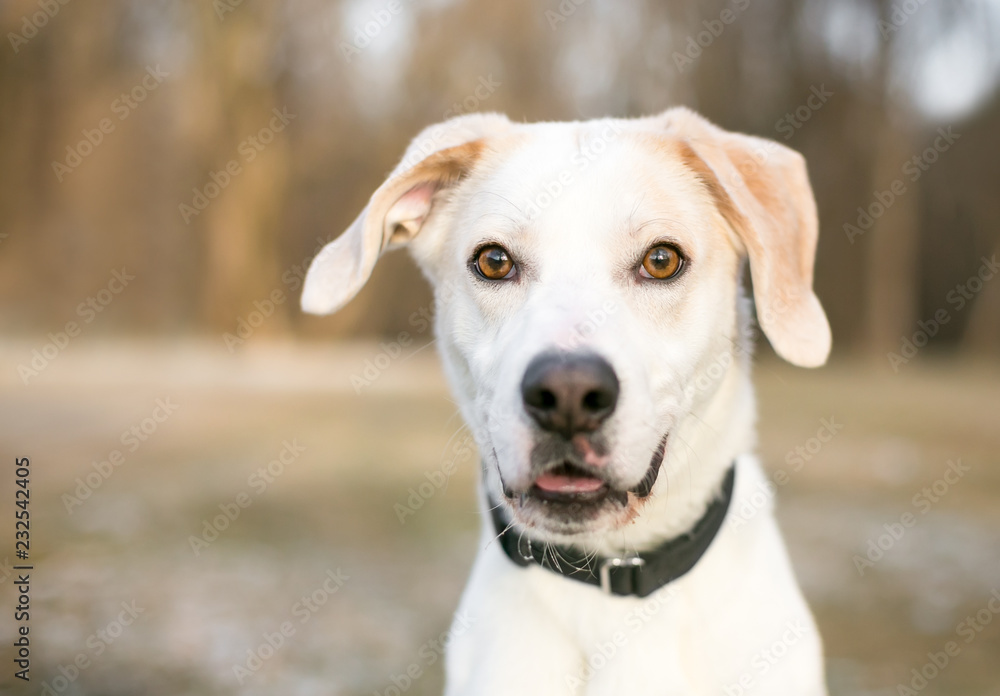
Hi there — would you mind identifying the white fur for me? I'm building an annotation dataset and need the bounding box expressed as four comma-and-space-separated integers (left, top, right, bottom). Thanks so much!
302, 109, 830, 695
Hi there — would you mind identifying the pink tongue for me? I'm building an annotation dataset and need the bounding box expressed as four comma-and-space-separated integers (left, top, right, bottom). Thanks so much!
534, 473, 605, 493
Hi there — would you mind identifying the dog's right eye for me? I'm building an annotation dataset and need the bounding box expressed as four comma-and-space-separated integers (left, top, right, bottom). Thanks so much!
473, 245, 516, 281
640, 244, 684, 280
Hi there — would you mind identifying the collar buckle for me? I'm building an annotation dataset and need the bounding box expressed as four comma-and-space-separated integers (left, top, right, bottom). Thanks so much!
599, 556, 645, 594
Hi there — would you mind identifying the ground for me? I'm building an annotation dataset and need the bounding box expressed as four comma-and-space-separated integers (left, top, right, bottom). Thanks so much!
0, 340, 998, 695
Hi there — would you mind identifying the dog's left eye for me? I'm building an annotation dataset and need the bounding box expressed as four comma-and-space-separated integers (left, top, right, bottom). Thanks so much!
473, 245, 516, 281
639, 244, 684, 280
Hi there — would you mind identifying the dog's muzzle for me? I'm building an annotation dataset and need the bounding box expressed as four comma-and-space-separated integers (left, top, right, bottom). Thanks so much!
496, 350, 667, 531
515, 351, 626, 503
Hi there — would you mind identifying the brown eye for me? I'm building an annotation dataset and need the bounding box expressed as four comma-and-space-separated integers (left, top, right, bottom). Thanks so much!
474, 245, 516, 280
640, 244, 683, 280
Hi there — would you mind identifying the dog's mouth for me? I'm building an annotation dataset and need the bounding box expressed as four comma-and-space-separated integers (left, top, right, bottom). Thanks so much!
505, 435, 668, 527
531, 461, 618, 504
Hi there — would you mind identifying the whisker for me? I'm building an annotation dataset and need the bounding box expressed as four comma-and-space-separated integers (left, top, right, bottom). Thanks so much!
483, 517, 518, 551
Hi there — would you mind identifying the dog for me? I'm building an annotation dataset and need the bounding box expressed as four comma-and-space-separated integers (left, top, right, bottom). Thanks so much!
301, 107, 831, 695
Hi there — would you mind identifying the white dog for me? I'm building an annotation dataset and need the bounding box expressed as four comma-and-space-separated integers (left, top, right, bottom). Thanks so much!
302, 107, 831, 695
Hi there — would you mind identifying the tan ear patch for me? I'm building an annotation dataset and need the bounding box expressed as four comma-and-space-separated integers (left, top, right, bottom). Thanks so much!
301, 114, 508, 316
379, 139, 488, 250
648, 108, 831, 367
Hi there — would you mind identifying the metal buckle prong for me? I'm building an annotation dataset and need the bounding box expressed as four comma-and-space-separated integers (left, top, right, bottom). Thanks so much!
599, 556, 645, 594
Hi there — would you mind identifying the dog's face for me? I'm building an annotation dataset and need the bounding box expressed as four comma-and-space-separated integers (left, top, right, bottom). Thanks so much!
422, 130, 749, 539
302, 109, 830, 542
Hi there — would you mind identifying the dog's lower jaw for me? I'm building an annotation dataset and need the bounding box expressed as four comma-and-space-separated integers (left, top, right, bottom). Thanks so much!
494, 432, 668, 539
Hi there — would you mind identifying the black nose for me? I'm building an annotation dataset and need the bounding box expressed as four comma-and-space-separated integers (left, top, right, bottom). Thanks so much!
521, 353, 619, 438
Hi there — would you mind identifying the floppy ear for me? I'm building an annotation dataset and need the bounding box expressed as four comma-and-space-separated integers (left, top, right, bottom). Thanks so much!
301, 113, 511, 315
653, 107, 831, 368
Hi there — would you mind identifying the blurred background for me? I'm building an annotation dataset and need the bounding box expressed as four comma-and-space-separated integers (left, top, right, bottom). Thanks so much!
0, 0, 998, 694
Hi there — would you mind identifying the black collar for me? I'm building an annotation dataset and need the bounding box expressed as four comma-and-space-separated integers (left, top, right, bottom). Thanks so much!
489, 465, 736, 597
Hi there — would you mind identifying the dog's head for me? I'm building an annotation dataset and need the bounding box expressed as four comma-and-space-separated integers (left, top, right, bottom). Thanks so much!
302, 108, 829, 544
